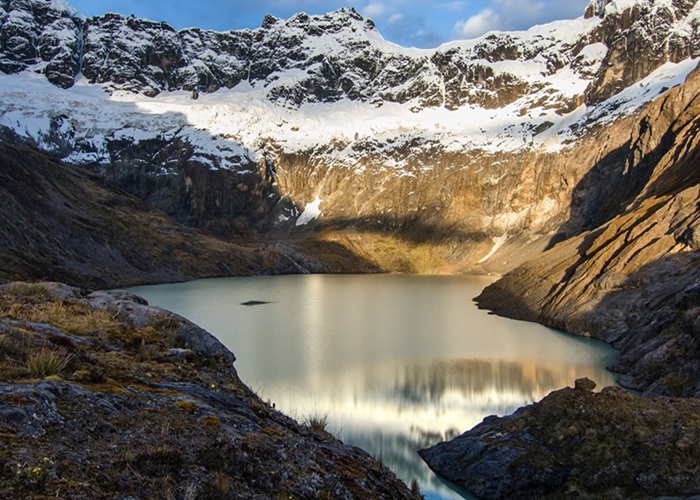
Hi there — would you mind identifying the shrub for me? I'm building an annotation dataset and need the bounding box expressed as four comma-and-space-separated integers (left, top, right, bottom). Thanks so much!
7, 283, 50, 299
175, 400, 198, 413
0, 335, 28, 361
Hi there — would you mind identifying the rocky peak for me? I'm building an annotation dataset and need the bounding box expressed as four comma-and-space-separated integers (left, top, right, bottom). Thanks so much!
2, 0, 697, 113
261, 13, 279, 29
0, 0, 82, 87
81, 13, 194, 96
584, 0, 700, 103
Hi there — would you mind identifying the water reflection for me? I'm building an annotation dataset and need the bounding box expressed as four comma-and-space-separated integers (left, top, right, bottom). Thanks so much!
129, 274, 618, 499
258, 356, 615, 497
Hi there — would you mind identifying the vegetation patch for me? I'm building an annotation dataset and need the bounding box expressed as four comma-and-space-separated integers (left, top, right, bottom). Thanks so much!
420, 381, 700, 499
26, 348, 73, 378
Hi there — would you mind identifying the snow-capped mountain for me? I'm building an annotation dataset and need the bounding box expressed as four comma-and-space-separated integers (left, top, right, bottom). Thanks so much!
0, 0, 699, 272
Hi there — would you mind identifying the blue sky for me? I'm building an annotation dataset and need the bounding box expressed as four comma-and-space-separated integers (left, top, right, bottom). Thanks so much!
67, 0, 590, 48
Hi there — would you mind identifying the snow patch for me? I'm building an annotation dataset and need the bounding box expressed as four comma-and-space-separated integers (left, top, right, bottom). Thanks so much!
478, 234, 509, 264
295, 194, 323, 226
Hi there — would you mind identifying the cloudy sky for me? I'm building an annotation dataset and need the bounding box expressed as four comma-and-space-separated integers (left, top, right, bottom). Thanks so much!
68, 0, 591, 48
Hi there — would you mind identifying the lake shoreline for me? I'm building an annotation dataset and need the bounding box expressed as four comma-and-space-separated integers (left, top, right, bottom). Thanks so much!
0, 281, 420, 499
129, 273, 619, 499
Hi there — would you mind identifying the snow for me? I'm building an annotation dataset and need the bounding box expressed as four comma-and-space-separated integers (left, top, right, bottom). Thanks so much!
537, 57, 699, 151
478, 234, 509, 264
1, 52, 696, 172
0, 1, 697, 183
50, 0, 80, 17
605, 0, 647, 16
295, 193, 323, 226
0, 111, 50, 143
577, 43, 608, 63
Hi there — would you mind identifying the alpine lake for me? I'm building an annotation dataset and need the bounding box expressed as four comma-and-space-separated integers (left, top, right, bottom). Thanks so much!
129, 274, 618, 499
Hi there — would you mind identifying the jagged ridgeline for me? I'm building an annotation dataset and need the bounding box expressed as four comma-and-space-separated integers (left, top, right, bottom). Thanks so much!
0, 0, 699, 275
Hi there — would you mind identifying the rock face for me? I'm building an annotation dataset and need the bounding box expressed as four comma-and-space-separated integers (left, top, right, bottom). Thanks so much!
419, 380, 700, 499
477, 64, 700, 397
0, 0, 82, 88
584, 0, 700, 104
1, 0, 699, 268
0, 141, 378, 289
3, 0, 696, 107
0, 281, 418, 499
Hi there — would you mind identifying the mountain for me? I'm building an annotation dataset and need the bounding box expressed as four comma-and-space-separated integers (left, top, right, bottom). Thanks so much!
0, 141, 378, 288
1, 0, 698, 272
1, 0, 698, 378
477, 62, 700, 398
1, 0, 699, 377
3, 0, 700, 497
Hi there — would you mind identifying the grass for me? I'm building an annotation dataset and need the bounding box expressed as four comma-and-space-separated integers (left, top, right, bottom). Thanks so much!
303, 411, 331, 434
410, 478, 421, 496
26, 348, 73, 378
6, 283, 51, 299
0, 283, 419, 500
22, 301, 119, 338
175, 400, 198, 413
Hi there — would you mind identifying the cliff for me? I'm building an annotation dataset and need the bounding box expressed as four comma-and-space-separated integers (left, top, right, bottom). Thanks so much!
0, 141, 378, 289
477, 63, 700, 398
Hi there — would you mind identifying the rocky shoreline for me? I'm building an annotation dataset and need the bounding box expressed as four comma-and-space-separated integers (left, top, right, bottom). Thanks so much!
0, 281, 419, 499
420, 378, 700, 499
420, 65, 700, 498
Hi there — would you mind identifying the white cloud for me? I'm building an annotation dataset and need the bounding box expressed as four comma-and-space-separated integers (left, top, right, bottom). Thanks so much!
362, 2, 390, 19
387, 12, 404, 25
453, 0, 588, 39
455, 8, 501, 38
442, 1, 468, 12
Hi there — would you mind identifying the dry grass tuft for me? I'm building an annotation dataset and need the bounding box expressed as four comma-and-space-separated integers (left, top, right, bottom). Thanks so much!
7, 283, 51, 299
303, 411, 330, 434
26, 348, 73, 378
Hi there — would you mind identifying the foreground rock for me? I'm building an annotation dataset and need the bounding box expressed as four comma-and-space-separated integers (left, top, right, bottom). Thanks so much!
0, 282, 418, 499
420, 379, 700, 499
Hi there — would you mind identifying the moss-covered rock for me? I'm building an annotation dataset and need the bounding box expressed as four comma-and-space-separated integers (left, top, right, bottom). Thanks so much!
420, 379, 700, 499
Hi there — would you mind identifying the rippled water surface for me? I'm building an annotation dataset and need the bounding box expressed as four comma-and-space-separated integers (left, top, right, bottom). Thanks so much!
129, 274, 618, 499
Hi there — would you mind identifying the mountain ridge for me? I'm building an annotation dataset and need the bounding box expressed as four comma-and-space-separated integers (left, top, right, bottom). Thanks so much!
1, 0, 699, 269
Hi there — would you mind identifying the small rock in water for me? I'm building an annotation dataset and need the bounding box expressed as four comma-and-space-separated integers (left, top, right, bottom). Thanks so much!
574, 377, 596, 391
240, 300, 271, 306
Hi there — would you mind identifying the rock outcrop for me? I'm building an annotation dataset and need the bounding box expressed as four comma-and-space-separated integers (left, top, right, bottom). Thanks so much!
419, 379, 700, 499
0, 0, 82, 88
584, 0, 700, 104
0, 281, 419, 498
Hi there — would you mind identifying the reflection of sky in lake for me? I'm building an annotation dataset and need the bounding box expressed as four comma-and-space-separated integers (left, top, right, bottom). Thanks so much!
130, 274, 618, 500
